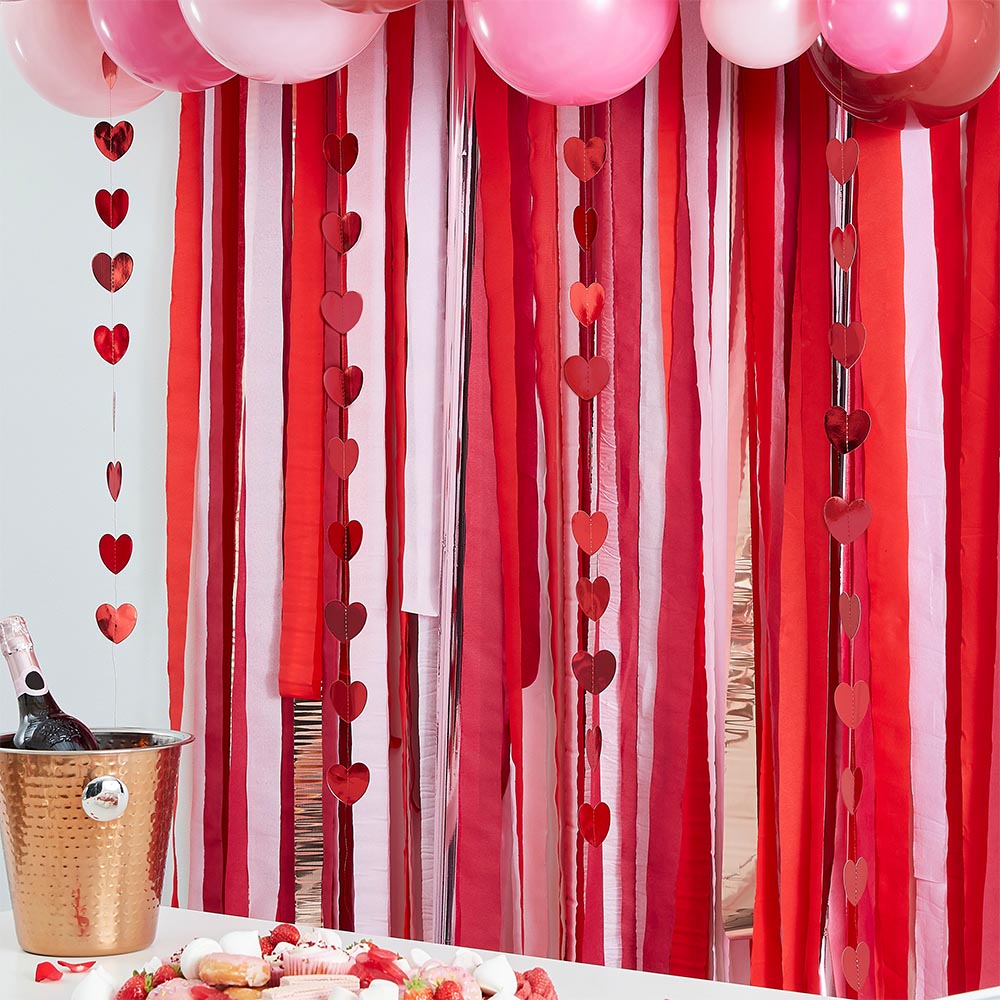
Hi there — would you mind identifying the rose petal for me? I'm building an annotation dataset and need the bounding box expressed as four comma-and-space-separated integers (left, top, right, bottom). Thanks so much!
58, 961, 96, 973
35, 962, 63, 983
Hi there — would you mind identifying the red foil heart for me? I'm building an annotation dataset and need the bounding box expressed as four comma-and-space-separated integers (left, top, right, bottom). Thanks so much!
99, 533, 133, 575
324, 600, 367, 642
576, 576, 610, 621
563, 136, 607, 182
327, 437, 359, 479
101, 53, 118, 90
326, 761, 370, 805
843, 857, 868, 906
569, 281, 606, 326
94, 324, 129, 365
321, 212, 362, 253
841, 766, 863, 814
842, 943, 871, 992
825, 137, 860, 184
834, 680, 870, 729
563, 355, 610, 401
823, 497, 872, 545
571, 649, 617, 695
840, 592, 862, 640
323, 132, 359, 174
328, 519, 363, 561
330, 679, 368, 722
321, 290, 363, 334
824, 406, 871, 454
829, 321, 866, 368
92, 252, 133, 293
94, 121, 134, 161
107, 461, 123, 502
95, 188, 129, 229
585, 725, 602, 769
323, 365, 364, 408
96, 603, 137, 644
571, 510, 608, 555
578, 801, 611, 846
35, 962, 63, 983
832, 225, 857, 271
573, 206, 598, 251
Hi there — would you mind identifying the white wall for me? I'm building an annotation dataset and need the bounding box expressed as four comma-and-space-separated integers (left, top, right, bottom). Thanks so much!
0, 52, 180, 906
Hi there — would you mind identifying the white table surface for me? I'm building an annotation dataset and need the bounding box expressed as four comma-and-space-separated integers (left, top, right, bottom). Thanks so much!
0, 906, 830, 1000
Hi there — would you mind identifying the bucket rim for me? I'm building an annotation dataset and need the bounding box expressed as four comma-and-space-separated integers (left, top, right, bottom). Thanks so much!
0, 728, 194, 756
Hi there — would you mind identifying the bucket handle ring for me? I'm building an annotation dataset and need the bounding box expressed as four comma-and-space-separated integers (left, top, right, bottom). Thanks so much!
81, 775, 129, 822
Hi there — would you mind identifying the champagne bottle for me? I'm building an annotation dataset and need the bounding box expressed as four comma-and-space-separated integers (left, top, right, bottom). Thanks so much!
0, 615, 98, 751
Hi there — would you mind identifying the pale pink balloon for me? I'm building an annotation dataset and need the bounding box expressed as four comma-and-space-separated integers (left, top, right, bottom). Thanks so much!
464, 0, 678, 106
702, 0, 820, 69
818, 0, 949, 74
2, 0, 161, 116
89, 0, 233, 93
321, 0, 421, 10
179, 0, 386, 85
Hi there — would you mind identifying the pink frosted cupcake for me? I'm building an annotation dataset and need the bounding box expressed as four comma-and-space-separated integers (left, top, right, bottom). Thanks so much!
282, 944, 353, 976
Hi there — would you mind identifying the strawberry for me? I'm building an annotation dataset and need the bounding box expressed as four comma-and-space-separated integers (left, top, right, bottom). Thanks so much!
270, 922, 301, 946
151, 965, 179, 987
114, 972, 151, 1000
259, 935, 275, 955
434, 981, 464, 1000
402, 977, 434, 1000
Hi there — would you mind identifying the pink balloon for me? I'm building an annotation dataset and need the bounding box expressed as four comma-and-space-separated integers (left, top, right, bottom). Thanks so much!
321, 0, 421, 10
179, 0, 386, 85
88, 0, 233, 93
465, 0, 677, 106
702, 0, 819, 69
2, 0, 160, 116
818, 0, 949, 74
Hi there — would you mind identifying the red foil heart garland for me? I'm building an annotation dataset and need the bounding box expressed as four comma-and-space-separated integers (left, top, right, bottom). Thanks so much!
95, 603, 137, 644
93, 324, 129, 365
325, 762, 370, 806
95, 188, 129, 229
94, 121, 134, 161
99, 533, 133, 575
92, 252, 134, 293
563, 136, 606, 182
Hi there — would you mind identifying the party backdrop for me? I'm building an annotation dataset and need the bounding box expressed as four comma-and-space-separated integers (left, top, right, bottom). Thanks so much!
161, 8, 1000, 1000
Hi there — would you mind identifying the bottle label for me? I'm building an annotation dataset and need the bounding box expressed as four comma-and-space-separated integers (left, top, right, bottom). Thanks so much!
5, 649, 48, 698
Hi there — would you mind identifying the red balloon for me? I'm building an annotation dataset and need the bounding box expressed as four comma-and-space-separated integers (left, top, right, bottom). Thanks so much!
809, 0, 1000, 128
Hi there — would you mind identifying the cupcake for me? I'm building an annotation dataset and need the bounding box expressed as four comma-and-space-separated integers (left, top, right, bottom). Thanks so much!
282, 944, 353, 976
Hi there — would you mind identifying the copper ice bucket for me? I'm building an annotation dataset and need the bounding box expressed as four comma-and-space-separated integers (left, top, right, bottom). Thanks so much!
0, 729, 191, 956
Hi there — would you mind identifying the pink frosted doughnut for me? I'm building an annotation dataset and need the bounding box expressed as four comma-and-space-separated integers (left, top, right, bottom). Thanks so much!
418, 963, 483, 1000
147, 981, 218, 1000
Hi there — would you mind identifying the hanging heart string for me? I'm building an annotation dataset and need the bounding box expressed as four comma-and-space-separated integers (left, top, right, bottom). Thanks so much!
825, 110, 871, 996
563, 110, 613, 851
322, 71, 369, 809
92, 56, 137, 722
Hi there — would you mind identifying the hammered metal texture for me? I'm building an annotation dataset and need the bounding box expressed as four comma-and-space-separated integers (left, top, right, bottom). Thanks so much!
0, 730, 190, 956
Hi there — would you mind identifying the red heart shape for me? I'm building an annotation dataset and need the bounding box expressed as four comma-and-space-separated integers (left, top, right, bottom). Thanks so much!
326, 761, 370, 805
35, 962, 62, 983
321, 290, 364, 334
834, 680, 870, 729
327, 437, 359, 480
107, 461, 123, 502
323, 365, 364, 408
94, 121, 134, 161
99, 533, 133, 575
571, 649, 617, 695
323, 132, 359, 174
573, 206, 598, 251
585, 725, 602, 769
96, 603, 137, 644
824, 406, 871, 454
571, 511, 608, 555
101, 53, 118, 90
570, 281, 606, 326
829, 321, 866, 369
841, 767, 863, 814
823, 496, 872, 545
842, 942, 870, 992
330, 679, 368, 722
832, 225, 857, 271
578, 801, 611, 846
95, 188, 129, 229
328, 519, 363, 561
94, 324, 129, 365
840, 592, 862, 640
825, 137, 860, 185
324, 600, 367, 642
563, 136, 607, 182
92, 252, 133, 293
843, 857, 868, 906
576, 576, 610, 621
563, 355, 610, 401
321, 211, 362, 253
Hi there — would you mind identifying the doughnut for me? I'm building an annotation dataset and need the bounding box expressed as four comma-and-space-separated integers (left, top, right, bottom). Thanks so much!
198, 952, 272, 988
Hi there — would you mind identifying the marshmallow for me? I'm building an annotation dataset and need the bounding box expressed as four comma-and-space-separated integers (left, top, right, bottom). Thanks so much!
474, 956, 517, 996
70, 966, 116, 1000
453, 948, 483, 972
313, 927, 344, 948
179, 937, 223, 980
329, 990, 358, 1000
272, 940, 295, 956
219, 930, 265, 957
410, 947, 432, 967
358, 981, 399, 1000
